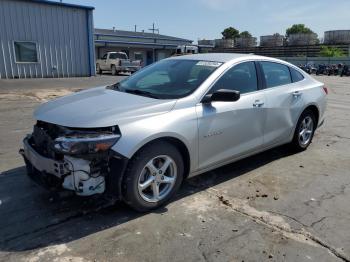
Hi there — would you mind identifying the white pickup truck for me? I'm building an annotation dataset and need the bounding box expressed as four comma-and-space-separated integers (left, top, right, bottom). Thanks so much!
96, 52, 142, 75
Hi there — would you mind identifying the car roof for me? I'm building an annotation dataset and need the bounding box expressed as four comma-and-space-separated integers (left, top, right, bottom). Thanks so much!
168, 53, 257, 63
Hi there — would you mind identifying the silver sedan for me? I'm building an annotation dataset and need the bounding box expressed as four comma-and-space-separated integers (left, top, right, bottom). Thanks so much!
21, 53, 327, 211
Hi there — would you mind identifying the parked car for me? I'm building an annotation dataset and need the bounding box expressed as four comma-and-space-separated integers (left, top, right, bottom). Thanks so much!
20, 54, 327, 212
96, 52, 142, 75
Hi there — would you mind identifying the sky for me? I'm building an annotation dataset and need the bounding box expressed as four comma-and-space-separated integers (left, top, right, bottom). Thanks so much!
67, 0, 350, 43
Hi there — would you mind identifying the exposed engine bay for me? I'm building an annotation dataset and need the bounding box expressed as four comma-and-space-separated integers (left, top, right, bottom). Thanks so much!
20, 121, 122, 196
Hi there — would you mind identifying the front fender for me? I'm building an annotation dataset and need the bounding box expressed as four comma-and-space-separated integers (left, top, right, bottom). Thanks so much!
114, 131, 192, 159
111, 107, 198, 172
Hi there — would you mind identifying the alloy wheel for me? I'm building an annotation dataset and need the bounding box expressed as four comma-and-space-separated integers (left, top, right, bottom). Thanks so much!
298, 116, 314, 146
137, 155, 177, 203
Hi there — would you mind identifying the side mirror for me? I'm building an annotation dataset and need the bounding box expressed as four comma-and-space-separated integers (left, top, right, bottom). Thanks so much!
202, 89, 240, 104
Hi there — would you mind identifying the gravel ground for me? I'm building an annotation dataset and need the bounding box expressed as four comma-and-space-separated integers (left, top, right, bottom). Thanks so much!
0, 75, 349, 262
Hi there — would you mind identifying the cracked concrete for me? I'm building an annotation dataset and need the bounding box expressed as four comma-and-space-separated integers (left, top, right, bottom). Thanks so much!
0, 75, 349, 262
213, 191, 349, 261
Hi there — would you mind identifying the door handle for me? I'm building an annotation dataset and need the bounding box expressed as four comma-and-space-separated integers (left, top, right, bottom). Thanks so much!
292, 91, 302, 98
253, 100, 264, 107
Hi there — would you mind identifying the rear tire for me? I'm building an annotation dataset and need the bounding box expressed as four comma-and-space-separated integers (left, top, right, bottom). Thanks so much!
111, 65, 117, 76
122, 142, 184, 212
290, 110, 316, 152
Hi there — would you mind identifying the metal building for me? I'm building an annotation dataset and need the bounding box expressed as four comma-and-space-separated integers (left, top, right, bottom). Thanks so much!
234, 37, 257, 48
94, 28, 192, 66
260, 35, 284, 47
287, 33, 319, 46
0, 0, 95, 79
214, 39, 235, 48
324, 30, 350, 44
197, 40, 215, 53
198, 40, 215, 46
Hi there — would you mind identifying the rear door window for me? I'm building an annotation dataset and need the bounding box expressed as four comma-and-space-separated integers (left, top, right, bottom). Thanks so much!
117, 53, 128, 60
290, 68, 305, 83
109, 53, 117, 59
260, 62, 292, 88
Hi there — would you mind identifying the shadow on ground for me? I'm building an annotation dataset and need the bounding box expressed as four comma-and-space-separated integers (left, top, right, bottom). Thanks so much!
97, 72, 131, 77
0, 145, 294, 252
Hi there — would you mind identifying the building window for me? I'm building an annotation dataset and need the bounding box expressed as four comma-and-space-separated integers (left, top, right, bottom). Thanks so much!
134, 52, 143, 61
14, 41, 38, 63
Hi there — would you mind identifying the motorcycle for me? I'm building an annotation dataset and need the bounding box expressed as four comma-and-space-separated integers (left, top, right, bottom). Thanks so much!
327, 64, 339, 76
340, 65, 350, 77
298, 64, 316, 75
316, 64, 329, 75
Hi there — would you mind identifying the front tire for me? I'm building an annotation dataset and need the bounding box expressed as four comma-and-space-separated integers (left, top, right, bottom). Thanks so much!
96, 64, 102, 74
122, 142, 184, 212
290, 110, 316, 152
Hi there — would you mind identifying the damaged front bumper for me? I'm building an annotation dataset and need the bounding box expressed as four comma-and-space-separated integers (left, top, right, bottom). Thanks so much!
20, 135, 128, 199
20, 138, 63, 191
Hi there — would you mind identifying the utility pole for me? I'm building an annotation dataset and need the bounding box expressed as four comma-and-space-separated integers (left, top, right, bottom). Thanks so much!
134, 25, 137, 32
148, 23, 159, 34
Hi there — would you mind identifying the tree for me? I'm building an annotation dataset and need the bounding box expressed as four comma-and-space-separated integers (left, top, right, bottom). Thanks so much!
320, 46, 345, 57
286, 24, 315, 37
221, 27, 239, 39
239, 31, 252, 38
273, 33, 282, 37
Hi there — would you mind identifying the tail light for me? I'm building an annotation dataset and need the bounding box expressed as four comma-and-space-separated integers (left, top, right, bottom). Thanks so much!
323, 86, 328, 95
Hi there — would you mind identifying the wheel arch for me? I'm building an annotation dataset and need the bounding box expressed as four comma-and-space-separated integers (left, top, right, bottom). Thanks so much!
301, 104, 320, 126
288, 103, 320, 142
108, 135, 192, 201
129, 136, 191, 179
291, 103, 320, 138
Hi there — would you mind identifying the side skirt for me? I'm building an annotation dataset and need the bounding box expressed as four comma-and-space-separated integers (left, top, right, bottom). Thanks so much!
188, 140, 289, 178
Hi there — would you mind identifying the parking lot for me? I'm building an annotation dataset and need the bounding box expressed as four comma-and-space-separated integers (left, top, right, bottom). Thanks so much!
0, 75, 349, 262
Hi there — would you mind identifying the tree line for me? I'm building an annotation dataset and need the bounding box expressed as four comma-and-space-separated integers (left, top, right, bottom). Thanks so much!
220, 24, 345, 57
221, 24, 315, 40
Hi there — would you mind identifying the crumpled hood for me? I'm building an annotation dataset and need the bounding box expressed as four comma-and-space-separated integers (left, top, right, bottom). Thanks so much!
34, 86, 177, 128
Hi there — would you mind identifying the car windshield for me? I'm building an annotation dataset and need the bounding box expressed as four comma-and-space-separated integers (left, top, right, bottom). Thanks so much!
116, 59, 222, 99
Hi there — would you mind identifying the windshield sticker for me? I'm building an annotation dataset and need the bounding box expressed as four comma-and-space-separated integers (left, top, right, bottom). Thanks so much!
196, 61, 222, 67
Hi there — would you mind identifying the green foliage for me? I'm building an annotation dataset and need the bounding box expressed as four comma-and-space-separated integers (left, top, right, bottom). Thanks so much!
221, 28, 253, 39
221, 27, 240, 39
320, 46, 345, 57
286, 24, 315, 37
239, 31, 252, 38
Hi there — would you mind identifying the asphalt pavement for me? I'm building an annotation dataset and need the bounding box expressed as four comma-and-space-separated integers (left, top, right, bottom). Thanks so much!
0, 75, 349, 262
